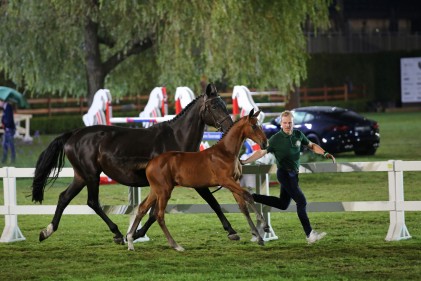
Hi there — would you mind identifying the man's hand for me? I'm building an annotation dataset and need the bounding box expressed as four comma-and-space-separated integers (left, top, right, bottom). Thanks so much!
324, 152, 336, 163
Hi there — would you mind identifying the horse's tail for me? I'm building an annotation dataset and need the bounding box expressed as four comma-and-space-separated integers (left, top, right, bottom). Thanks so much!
31, 131, 74, 203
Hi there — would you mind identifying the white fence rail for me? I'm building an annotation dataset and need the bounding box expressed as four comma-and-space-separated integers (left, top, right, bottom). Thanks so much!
1, 160, 420, 243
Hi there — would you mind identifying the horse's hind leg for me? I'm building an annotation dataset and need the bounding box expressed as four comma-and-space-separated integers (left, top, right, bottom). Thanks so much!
133, 203, 157, 238
127, 194, 156, 251
85, 179, 125, 245
156, 194, 184, 252
195, 188, 239, 240
39, 175, 86, 242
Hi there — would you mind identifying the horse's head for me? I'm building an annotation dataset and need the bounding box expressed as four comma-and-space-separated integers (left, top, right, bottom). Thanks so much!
244, 109, 268, 150
201, 83, 233, 133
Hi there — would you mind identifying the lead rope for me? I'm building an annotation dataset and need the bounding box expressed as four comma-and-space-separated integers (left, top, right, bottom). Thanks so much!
211, 186, 223, 193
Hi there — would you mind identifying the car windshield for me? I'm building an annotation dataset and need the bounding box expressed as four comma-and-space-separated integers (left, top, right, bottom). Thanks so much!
293, 111, 315, 123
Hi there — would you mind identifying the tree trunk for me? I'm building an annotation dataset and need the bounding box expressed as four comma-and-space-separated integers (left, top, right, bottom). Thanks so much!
84, 17, 105, 106
285, 86, 300, 110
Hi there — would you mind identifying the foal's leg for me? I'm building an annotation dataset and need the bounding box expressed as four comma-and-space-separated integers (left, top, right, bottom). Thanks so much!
245, 197, 269, 233
156, 192, 185, 252
133, 203, 157, 238
127, 194, 156, 251
136, 188, 240, 241
195, 188, 239, 240
232, 192, 265, 246
39, 175, 86, 242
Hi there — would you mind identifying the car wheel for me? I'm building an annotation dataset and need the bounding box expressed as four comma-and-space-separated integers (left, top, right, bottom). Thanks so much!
354, 147, 377, 156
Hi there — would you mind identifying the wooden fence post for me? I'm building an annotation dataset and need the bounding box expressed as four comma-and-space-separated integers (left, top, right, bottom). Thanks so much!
344, 84, 348, 101
302, 87, 308, 103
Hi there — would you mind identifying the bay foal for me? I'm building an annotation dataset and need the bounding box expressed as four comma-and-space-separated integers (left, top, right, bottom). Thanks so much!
127, 109, 268, 251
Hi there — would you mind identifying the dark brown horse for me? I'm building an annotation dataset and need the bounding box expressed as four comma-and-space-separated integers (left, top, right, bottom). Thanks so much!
127, 109, 269, 251
31, 83, 236, 244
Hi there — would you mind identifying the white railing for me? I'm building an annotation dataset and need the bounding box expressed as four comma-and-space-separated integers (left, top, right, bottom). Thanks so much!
1, 160, 420, 243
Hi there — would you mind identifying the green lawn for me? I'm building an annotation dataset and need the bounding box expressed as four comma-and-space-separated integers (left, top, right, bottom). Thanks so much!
1, 111, 421, 280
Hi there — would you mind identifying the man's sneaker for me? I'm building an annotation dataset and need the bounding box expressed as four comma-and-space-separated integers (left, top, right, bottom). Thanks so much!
306, 230, 326, 244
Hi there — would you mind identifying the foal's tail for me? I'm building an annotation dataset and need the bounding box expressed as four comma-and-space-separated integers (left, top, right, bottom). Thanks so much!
31, 131, 74, 203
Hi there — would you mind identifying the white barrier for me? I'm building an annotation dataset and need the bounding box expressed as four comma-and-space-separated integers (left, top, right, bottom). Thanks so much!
1, 160, 420, 243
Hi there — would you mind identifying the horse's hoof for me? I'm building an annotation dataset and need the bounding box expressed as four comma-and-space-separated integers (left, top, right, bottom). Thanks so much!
39, 223, 54, 242
114, 236, 125, 245
39, 230, 47, 242
174, 245, 185, 252
258, 239, 265, 246
228, 233, 240, 241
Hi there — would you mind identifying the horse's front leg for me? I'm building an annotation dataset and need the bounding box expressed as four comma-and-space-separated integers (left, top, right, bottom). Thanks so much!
195, 188, 239, 240
231, 191, 265, 246
239, 183, 270, 240
245, 196, 270, 235
86, 181, 125, 245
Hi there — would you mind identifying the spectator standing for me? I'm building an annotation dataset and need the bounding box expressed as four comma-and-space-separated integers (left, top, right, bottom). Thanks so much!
0, 100, 16, 164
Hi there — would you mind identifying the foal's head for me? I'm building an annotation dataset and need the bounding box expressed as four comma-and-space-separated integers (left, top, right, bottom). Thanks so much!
243, 109, 268, 150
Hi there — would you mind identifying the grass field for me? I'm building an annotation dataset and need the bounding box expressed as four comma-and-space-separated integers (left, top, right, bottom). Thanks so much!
1, 111, 421, 280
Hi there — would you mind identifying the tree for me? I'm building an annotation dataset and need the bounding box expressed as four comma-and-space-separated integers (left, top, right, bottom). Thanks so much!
0, 0, 331, 104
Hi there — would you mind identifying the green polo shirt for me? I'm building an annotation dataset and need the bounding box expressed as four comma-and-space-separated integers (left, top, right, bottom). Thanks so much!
267, 129, 310, 172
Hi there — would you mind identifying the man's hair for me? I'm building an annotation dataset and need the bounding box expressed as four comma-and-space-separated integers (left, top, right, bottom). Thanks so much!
281, 110, 294, 119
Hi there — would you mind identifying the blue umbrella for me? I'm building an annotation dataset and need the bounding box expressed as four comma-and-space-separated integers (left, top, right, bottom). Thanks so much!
0, 86, 30, 108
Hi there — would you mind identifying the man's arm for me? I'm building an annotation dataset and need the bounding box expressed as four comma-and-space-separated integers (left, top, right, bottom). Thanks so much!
240, 149, 268, 165
308, 142, 336, 163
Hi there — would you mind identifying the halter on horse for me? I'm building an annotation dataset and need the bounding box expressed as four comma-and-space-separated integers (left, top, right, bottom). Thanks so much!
127, 109, 269, 251
31, 83, 236, 244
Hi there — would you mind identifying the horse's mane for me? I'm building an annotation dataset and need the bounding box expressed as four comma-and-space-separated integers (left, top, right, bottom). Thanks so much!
213, 117, 242, 145
144, 94, 202, 130
166, 94, 203, 124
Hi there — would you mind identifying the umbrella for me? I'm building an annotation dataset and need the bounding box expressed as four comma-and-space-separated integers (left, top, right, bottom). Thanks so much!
0, 86, 30, 108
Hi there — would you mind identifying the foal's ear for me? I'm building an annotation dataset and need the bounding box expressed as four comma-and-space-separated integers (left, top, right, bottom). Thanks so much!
248, 109, 261, 118
248, 108, 255, 118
